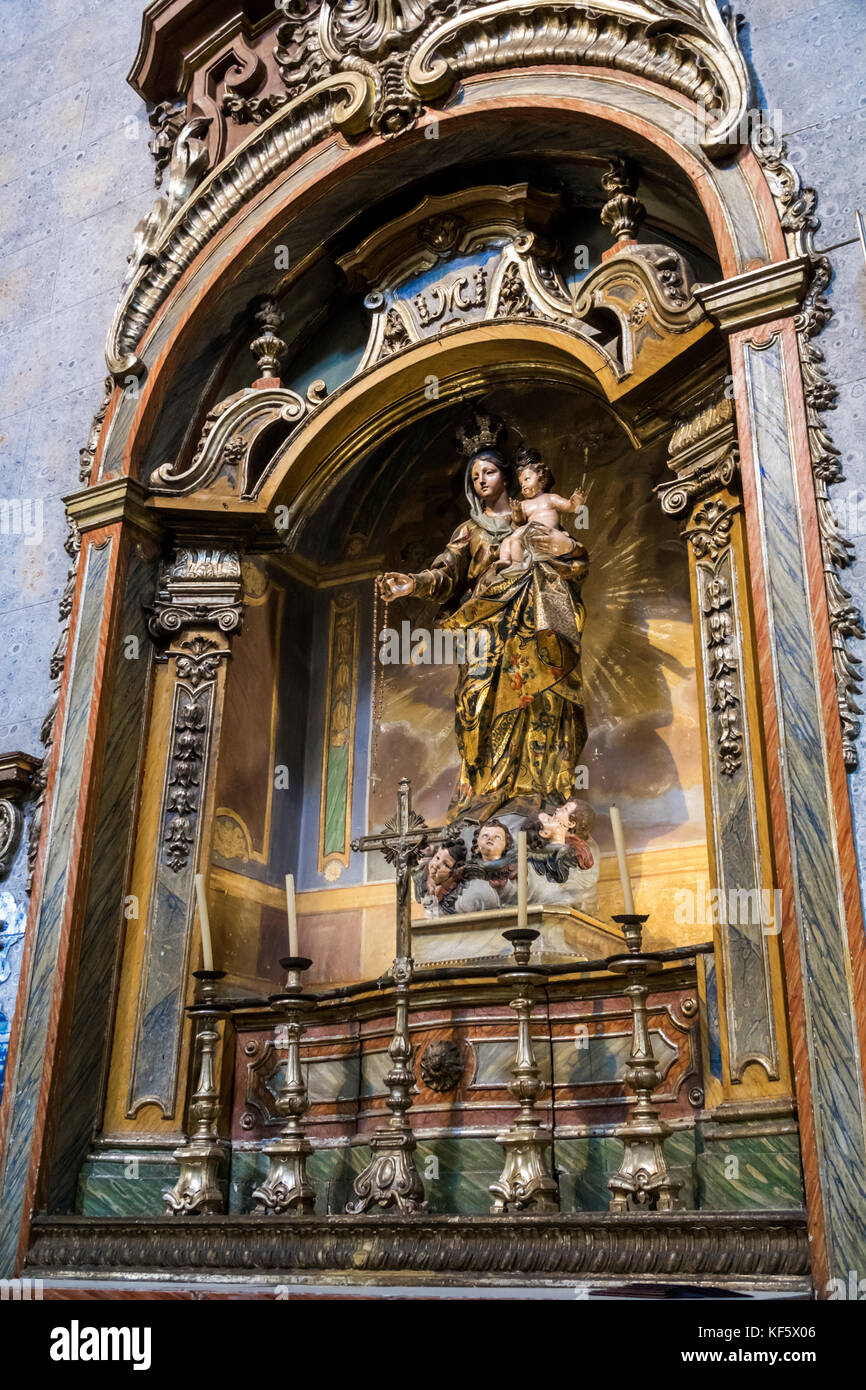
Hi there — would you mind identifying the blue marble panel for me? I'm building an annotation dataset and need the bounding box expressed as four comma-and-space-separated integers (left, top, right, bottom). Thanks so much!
745, 335, 866, 1275
0, 537, 111, 1274
47, 545, 157, 1209
0, 877, 28, 1094
702, 954, 724, 1082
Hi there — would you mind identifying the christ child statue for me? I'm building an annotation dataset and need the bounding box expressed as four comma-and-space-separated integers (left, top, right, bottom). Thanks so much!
498, 447, 584, 568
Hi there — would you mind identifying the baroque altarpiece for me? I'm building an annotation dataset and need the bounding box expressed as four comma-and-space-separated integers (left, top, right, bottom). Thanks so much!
1, 0, 865, 1296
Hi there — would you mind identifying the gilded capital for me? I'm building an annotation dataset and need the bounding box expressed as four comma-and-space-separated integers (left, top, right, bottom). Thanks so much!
148, 546, 245, 640
658, 392, 739, 517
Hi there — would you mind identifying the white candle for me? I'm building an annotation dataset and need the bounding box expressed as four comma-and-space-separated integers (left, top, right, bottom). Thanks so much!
194, 872, 214, 971
609, 805, 636, 915
517, 830, 528, 928
285, 873, 299, 957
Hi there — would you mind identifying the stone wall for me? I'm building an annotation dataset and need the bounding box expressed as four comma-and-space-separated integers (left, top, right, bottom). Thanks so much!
0, 0, 863, 1086
0, 0, 155, 1081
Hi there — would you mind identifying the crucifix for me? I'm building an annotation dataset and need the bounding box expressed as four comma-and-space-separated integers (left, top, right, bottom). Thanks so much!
351, 775, 450, 966
347, 776, 449, 1214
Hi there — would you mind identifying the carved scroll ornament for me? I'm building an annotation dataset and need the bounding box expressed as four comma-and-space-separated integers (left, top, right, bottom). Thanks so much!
106, 0, 748, 379
751, 121, 864, 770
156, 183, 704, 501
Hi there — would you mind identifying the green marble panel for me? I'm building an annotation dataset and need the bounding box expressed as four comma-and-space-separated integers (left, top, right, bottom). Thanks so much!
414, 1137, 502, 1215
80, 1127, 799, 1218
76, 1157, 181, 1218
555, 1132, 696, 1212
264, 1055, 361, 1105
696, 1135, 804, 1211
473, 1032, 676, 1089
745, 337, 866, 1272
229, 1143, 359, 1215
359, 1050, 392, 1097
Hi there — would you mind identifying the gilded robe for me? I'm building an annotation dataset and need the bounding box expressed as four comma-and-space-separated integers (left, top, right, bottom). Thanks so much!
412, 518, 589, 820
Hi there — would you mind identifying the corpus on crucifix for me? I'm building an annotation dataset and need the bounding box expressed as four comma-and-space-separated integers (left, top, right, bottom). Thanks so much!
351, 775, 450, 966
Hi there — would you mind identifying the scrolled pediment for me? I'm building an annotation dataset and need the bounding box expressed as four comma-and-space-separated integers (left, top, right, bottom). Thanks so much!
406, 0, 747, 156
110, 0, 749, 381
276, 0, 748, 156
106, 71, 374, 379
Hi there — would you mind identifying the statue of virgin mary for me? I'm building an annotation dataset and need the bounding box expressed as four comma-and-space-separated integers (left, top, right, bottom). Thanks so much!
379, 416, 589, 821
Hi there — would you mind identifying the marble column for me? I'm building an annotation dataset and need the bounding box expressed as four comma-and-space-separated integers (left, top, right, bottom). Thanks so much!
0, 479, 161, 1274
697, 262, 866, 1289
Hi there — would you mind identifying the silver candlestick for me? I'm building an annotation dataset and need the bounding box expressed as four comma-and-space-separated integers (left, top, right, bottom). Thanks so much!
164, 970, 228, 1215
607, 914, 684, 1212
253, 956, 317, 1215
347, 955, 427, 1214
490, 928, 559, 1214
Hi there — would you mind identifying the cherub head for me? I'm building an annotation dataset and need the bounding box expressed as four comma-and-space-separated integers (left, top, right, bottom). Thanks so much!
537, 808, 568, 844
558, 799, 596, 840
471, 819, 514, 862
515, 446, 555, 498
426, 838, 467, 887
531, 799, 596, 847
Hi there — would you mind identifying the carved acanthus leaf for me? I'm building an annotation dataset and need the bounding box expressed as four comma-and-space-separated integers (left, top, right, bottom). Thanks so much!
78, 378, 114, 483
700, 563, 744, 776
125, 118, 211, 287
659, 393, 738, 515
149, 547, 244, 639
147, 101, 187, 188
752, 121, 863, 768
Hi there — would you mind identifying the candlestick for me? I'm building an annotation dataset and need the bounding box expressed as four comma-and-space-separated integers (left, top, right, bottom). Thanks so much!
347, 956, 426, 1215
194, 873, 214, 971
489, 928, 559, 1214
285, 872, 299, 957
517, 830, 528, 928
253, 956, 316, 1216
607, 914, 683, 1212
164, 970, 227, 1214
609, 805, 636, 915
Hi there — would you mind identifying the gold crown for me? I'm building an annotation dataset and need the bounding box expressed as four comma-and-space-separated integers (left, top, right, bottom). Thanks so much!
455, 410, 506, 458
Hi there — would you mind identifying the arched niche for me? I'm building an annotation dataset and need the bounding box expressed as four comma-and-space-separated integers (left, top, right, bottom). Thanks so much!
198, 375, 712, 997
95, 142, 794, 1142
9, 32, 863, 1297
